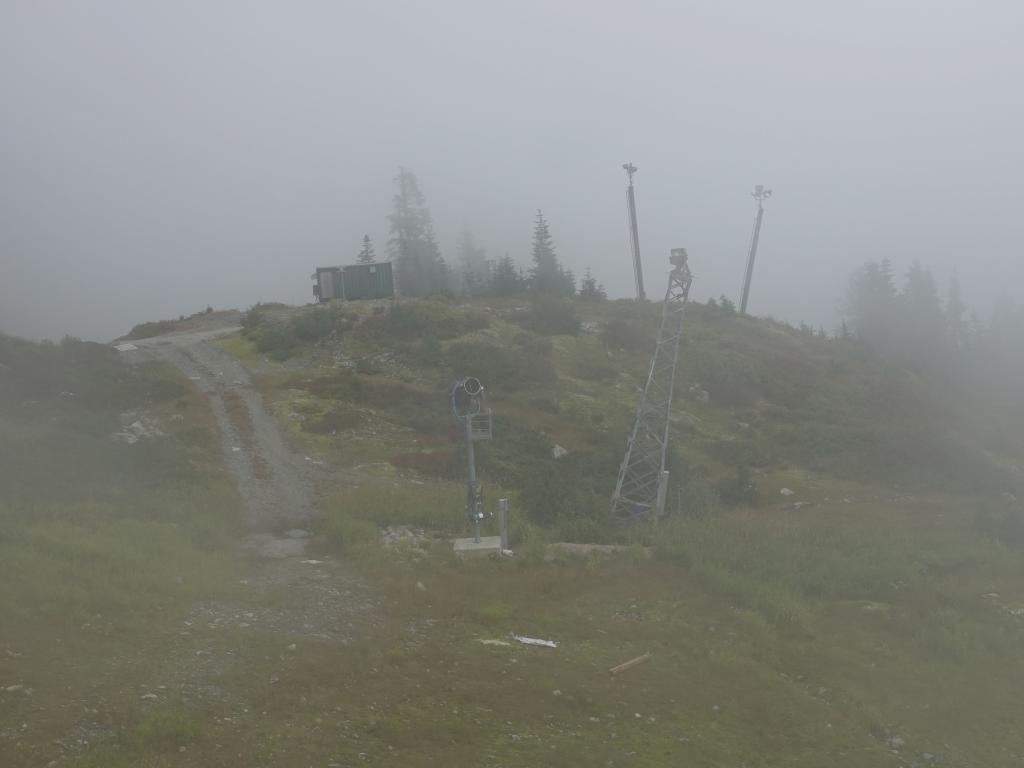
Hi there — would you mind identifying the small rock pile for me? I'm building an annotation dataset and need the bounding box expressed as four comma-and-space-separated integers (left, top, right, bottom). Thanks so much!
110, 410, 165, 445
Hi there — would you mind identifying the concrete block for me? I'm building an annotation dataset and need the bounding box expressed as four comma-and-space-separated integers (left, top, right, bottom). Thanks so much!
453, 536, 503, 557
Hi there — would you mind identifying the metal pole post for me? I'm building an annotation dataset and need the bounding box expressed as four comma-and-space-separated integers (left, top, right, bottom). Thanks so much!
465, 416, 480, 542
623, 163, 646, 301
498, 498, 509, 551
739, 185, 771, 315
654, 470, 670, 519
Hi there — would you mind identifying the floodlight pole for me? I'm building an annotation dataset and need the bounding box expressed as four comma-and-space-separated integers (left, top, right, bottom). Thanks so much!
739, 184, 772, 314
623, 163, 646, 301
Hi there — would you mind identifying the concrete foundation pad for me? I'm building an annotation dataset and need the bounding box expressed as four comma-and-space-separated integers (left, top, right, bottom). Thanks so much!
453, 536, 503, 557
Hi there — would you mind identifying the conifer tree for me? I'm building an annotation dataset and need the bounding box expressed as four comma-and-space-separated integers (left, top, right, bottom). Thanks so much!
578, 267, 607, 302
356, 234, 376, 264
490, 255, 526, 296
946, 271, 967, 349
529, 210, 574, 296
388, 167, 443, 296
456, 229, 488, 295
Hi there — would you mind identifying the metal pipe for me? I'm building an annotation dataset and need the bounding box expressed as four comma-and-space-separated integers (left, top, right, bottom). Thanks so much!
465, 415, 479, 542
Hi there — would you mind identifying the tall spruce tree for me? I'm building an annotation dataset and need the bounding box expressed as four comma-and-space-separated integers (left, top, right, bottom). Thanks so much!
356, 234, 376, 264
529, 209, 574, 296
388, 167, 443, 296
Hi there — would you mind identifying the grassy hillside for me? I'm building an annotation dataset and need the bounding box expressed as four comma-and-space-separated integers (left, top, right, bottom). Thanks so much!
0, 332, 243, 624
204, 296, 1024, 766
5, 296, 1024, 766
0, 333, 244, 765
237, 295, 1023, 534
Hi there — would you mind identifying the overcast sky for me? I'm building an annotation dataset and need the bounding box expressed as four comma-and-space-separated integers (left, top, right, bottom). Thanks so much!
2, 1, 1022, 341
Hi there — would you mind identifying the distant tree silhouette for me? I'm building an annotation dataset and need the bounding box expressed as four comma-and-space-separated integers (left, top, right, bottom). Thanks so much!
529, 210, 574, 296
356, 234, 376, 264
388, 167, 444, 296
489, 255, 526, 296
456, 229, 488, 295
578, 267, 607, 302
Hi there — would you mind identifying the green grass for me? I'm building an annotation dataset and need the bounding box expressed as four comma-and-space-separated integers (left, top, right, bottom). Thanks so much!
7, 292, 1018, 765
0, 484, 240, 629
320, 479, 533, 553
218, 334, 262, 365
0, 332, 248, 768
233, 500, 1024, 765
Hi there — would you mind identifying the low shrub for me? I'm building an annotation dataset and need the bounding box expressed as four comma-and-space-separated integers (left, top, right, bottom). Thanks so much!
241, 304, 353, 359
516, 298, 581, 336
445, 338, 556, 389
305, 406, 364, 434
389, 449, 458, 478
356, 300, 489, 342
124, 319, 180, 340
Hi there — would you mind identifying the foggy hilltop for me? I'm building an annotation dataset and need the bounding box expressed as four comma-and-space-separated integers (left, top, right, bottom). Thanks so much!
2, 1, 1023, 342
6, 4, 1024, 766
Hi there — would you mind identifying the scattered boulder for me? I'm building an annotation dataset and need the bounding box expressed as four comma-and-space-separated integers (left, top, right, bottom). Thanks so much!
111, 411, 165, 444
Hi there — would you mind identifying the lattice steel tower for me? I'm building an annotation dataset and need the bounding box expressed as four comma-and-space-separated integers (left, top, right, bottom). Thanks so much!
611, 248, 694, 519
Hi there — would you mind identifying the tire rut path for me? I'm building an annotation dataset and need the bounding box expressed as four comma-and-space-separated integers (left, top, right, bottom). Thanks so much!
131, 326, 314, 534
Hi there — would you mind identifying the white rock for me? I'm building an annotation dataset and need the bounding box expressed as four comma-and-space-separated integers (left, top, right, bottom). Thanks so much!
780, 488, 795, 496
552, 444, 568, 459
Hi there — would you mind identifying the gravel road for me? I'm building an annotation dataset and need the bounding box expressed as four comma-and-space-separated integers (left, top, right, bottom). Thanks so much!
125, 323, 314, 534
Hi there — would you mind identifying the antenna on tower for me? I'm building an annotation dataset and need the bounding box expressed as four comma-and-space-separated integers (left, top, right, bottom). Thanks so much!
739, 184, 772, 314
623, 163, 646, 301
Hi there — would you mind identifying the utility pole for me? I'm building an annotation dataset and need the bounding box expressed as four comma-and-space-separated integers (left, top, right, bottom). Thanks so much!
739, 184, 772, 314
623, 163, 646, 301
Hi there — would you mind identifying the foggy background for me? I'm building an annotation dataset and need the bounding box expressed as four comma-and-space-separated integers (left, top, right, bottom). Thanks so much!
1, 0, 1022, 342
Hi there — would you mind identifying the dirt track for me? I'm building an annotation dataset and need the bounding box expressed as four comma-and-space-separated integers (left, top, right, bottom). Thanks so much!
125, 322, 314, 535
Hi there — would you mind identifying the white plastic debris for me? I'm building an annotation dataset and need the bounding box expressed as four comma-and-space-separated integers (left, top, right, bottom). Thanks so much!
114, 343, 138, 352
511, 634, 558, 648
780, 488, 795, 496
477, 639, 512, 647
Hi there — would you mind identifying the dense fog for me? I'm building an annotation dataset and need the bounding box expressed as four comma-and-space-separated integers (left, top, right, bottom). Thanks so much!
2, 1, 1023, 342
